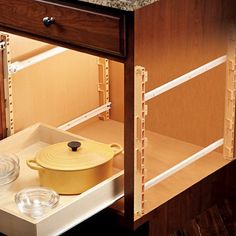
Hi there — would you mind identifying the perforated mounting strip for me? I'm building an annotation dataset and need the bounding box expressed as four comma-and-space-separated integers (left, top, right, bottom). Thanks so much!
134, 66, 148, 216
223, 24, 236, 160
1, 33, 14, 136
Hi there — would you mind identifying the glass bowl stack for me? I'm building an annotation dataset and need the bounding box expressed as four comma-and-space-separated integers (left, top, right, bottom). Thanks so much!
15, 187, 59, 219
0, 154, 20, 192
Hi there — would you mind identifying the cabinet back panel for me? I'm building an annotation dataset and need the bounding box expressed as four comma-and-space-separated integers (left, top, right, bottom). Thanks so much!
12, 50, 99, 131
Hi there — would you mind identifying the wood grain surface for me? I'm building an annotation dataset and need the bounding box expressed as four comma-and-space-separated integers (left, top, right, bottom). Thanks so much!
123, 11, 136, 224
12, 48, 99, 132
110, 0, 236, 148
0, 0, 126, 57
71, 119, 230, 226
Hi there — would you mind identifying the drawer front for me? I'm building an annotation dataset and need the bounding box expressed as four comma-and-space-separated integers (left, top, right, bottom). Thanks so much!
0, 0, 126, 57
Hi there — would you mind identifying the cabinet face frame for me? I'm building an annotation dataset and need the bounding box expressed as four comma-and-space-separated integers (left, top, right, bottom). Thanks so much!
0, 2, 137, 228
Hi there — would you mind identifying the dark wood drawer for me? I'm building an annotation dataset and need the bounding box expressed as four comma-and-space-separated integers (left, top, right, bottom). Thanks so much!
0, 0, 126, 57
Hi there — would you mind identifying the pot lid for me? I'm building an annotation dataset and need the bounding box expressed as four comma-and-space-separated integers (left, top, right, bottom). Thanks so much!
34, 140, 121, 171
0, 154, 19, 185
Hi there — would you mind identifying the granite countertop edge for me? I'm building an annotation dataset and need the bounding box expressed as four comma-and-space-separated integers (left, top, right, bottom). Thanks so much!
78, 0, 160, 11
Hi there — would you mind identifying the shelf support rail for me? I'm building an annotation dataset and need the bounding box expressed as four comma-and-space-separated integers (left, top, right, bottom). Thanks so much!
9, 47, 68, 75
58, 102, 111, 131
134, 66, 148, 216
1, 33, 14, 136
145, 138, 224, 190
97, 58, 110, 121
223, 24, 236, 160
145, 55, 227, 101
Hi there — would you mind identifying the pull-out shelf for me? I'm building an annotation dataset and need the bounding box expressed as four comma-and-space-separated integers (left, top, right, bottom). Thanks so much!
0, 123, 124, 236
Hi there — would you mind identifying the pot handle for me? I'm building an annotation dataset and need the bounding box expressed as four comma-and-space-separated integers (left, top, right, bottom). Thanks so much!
27, 159, 43, 171
109, 143, 123, 156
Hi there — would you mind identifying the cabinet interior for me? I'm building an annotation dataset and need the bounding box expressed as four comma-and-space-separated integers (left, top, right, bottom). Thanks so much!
2, 32, 230, 217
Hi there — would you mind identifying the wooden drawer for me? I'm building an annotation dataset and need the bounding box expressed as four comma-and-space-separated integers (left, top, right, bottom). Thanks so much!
0, 123, 123, 236
0, 0, 126, 57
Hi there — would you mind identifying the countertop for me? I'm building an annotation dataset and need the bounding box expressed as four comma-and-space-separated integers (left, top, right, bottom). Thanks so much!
77, 0, 160, 11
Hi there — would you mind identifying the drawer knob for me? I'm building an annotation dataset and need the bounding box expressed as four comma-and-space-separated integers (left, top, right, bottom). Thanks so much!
43, 17, 55, 27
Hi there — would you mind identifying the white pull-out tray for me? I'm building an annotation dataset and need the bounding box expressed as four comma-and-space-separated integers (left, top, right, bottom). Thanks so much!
0, 123, 124, 236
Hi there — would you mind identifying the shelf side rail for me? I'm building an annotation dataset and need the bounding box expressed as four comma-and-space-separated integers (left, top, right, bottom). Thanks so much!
57, 102, 111, 131
9, 47, 68, 74
145, 56, 226, 102
134, 66, 148, 216
58, 57, 111, 131
145, 138, 224, 190
97, 58, 110, 120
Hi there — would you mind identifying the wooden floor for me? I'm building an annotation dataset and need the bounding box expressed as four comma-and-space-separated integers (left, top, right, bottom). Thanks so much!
70, 119, 230, 219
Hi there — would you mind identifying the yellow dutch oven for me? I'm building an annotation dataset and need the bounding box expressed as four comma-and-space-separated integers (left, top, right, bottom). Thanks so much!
27, 140, 122, 194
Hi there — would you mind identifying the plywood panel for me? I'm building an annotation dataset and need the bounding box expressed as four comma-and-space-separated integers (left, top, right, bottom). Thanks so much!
109, 67, 225, 149
12, 50, 99, 132
134, 0, 229, 148
146, 66, 225, 149
8, 33, 50, 62
110, 0, 236, 148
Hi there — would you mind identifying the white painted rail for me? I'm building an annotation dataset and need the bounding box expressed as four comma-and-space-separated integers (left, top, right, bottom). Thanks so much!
145, 56, 227, 101
58, 103, 111, 131
9, 47, 68, 74
145, 138, 224, 190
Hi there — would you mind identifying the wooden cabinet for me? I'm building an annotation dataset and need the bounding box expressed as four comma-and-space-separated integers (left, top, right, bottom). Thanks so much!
0, 0, 236, 236
0, 0, 126, 57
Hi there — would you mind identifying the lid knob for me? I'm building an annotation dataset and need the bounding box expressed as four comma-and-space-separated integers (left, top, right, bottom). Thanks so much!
67, 141, 81, 152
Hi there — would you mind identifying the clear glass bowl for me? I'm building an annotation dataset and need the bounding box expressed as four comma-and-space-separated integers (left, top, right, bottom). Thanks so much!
0, 154, 20, 192
15, 187, 60, 219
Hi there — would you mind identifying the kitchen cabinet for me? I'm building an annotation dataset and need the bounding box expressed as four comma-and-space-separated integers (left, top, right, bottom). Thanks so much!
0, 0, 236, 235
